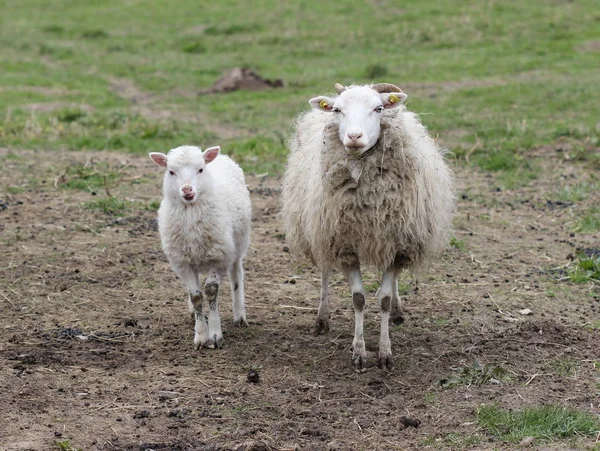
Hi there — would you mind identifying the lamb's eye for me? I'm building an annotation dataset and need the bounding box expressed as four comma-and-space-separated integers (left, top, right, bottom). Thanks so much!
198, 168, 204, 174
169, 170, 175, 176
375, 106, 384, 113
333, 108, 341, 113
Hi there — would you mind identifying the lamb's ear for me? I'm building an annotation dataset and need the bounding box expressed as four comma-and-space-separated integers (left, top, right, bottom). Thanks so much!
309, 96, 334, 112
203, 146, 220, 164
149, 152, 168, 167
381, 92, 407, 109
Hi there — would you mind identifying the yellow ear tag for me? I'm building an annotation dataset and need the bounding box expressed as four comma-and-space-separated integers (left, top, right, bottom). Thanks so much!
319, 99, 329, 109
389, 94, 399, 104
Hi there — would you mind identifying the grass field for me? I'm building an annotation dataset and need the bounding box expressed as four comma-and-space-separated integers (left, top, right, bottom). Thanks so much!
2, 0, 599, 178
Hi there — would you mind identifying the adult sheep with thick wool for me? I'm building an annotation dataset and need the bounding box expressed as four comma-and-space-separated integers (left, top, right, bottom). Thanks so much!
150, 145, 251, 351
281, 83, 455, 371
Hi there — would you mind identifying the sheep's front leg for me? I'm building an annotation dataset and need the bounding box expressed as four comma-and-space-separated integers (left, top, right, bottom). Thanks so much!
205, 270, 223, 348
229, 258, 248, 327
344, 265, 367, 371
314, 268, 330, 335
378, 268, 400, 371
176, 265, 211, 350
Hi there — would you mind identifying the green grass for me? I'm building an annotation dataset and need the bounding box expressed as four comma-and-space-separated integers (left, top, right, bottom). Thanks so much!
56, 440, 81, 451
83, 196, 131, 216
59, 161, 127, 192
546, 357, 580, 377
450, 236, 467, 251
568, 252, 600, 283
557, 181, 600, 203
477, 404, 600, 443
1, 0, 598, 175
575, 207, 600, 233
441, 361, 509, 388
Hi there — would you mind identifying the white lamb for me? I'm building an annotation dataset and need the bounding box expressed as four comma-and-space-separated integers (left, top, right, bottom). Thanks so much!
281, 83, 455, 371
149, 145, 251, 350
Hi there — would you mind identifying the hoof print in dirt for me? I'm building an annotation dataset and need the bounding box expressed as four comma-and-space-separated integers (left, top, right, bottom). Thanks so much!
247, 369, 260, 384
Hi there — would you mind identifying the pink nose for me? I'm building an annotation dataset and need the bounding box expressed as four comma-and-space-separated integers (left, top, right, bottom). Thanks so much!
348, 132, 363, 141
182, 185, 193, 194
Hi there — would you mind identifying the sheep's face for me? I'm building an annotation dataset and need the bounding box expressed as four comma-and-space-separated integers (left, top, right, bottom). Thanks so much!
149, 145, 220, 205
309, 85, 407, 157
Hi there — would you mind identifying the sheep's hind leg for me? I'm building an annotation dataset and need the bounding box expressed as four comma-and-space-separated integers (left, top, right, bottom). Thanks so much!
314, 268, 330, 335
344, 265, 367, 372
177, 265, 211, 350
391, 277, 405, 326
229, 258, 248, 327
378, 268, 399, 371
205, 270, 223, 348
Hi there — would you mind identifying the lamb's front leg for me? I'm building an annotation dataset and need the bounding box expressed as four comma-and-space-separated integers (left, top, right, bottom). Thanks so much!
176, 265, 211, 350
343, 265, 367, 371
205, 269, 223, 348
378, 268, 400, 371
314, 267, 330, 335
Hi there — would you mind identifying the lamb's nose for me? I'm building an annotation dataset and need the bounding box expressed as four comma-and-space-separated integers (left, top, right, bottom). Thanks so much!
182, 185, 193, 194
348, 132, 363, 141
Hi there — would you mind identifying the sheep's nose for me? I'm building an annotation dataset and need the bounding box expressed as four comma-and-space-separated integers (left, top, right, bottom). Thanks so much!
182, 185, 193, 194
348, 132, 363, 141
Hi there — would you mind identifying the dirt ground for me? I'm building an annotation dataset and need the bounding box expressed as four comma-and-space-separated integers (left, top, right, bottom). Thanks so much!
0, 146, 598, 451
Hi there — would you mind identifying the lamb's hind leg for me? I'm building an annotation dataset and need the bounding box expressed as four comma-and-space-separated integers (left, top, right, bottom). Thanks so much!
205, 269, 223, 349
229, 258, 248, 327
343, 265, 367, 372
378, 268, 400, 371
176, 265, 211, 350
314, 268, 330, 335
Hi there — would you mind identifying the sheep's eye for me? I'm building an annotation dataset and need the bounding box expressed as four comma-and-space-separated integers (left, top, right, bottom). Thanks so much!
198, 168, 204, 174
169, 170, 175, 176
375, 106, 384, 113
333, 107, 341, 113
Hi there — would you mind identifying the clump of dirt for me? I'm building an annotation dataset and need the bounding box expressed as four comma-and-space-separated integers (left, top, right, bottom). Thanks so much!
202, 67, 284, 94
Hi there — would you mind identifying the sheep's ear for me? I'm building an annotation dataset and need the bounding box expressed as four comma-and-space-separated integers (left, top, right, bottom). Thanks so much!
381, 92, 407, 109
309, 96, 334, 112
149, 152, 168, 167
203, 146, 220, 164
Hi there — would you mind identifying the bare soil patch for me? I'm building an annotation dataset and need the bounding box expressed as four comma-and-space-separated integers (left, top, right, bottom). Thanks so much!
0, 147, 598, 450
202, 68, 284, 94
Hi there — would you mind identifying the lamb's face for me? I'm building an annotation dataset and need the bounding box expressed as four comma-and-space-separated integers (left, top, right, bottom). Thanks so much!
149, 145, 220, 205
309, 85, 407, 157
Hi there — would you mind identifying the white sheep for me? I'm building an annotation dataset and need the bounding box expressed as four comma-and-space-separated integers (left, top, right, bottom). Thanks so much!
149, 145, 251, 350
281, 83, 455, 371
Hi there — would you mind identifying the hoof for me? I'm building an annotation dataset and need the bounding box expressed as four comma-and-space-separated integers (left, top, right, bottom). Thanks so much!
313, 318, 330, 335
377, 354, 394, 371
213, 334, 223, 349
194, 333, 215, 350
352, 352, 368, 373
391, 312, 405, 326
234, 318, 249, 327
194, 338, 212, 350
